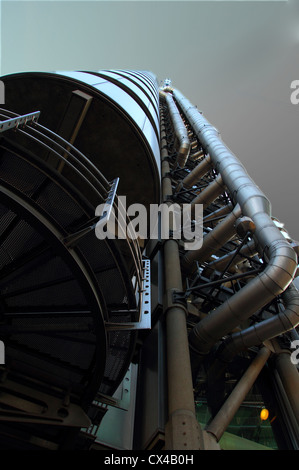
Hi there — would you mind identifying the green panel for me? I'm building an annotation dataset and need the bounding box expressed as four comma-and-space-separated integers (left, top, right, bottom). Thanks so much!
219, 431, 273, 450
196, 401, 278, 450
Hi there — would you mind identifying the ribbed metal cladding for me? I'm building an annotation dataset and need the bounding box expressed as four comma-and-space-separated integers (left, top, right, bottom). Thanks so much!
2, 70, 161, 214
172, 88, 298, 358
0, 70, 162, 448
57, 69, 161, 178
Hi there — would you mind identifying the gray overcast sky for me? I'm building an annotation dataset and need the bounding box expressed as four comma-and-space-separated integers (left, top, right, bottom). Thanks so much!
1, 0, 299, 238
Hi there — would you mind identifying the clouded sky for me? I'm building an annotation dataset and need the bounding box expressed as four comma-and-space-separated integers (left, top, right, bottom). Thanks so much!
1, 0, 299, 238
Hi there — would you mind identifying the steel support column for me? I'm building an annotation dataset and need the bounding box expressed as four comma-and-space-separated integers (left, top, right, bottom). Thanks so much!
160, 116, 203, 450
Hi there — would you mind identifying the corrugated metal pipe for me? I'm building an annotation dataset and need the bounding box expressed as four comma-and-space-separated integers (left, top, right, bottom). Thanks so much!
160, 90, 190, 168
182, 204, 242, 269
175, 154, 212, 193
173, 88, 298, 360
218, 282, 299, 362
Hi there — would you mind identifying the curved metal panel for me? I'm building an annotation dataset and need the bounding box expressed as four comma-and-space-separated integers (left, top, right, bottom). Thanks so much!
93, 70, 159, 123
2, 71, 161, 212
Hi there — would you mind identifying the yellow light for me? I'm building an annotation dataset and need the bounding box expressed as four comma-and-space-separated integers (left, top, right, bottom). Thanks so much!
260, 408, 269, 421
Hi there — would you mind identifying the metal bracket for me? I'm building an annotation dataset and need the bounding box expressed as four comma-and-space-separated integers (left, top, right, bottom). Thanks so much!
63, 177, 119, 247
0, 111, 40, 133
95, 367, 133, 412
105, 258, 151, 331
163, 289, 188, 317
95, 177, 119, 231
172, 290, 187, 304
0, 378, 90, 427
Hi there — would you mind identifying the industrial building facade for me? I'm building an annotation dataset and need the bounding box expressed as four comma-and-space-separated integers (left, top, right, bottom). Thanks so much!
0, 70, 298, 451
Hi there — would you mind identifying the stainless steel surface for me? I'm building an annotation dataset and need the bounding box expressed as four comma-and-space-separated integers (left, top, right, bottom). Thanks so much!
183, 204, 242, 269
219, 283, 299, 360
173, 88, 297, 358
160, 91, 190, 168
0, 71, 298, 451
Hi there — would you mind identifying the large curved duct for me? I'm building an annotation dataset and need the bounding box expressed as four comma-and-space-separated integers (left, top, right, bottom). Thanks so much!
218, 282, 299, 362
206, 238, 258, 275
172, 89, 298, 359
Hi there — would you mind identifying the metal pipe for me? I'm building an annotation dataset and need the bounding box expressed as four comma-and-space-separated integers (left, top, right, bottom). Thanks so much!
175, 154, 212, 193
160, 91, 190, 168
182, 204, 242, 271
189, 235, 297, 358
160, 116, 203, 450
207, 238, 258, 274
174, 89, 297, 357
205, 347, 271, 442
203, 203, 233, 223
219, 283, 299, 361
190, 150, 204, 161
181, 155, 211, 189
190, 173, 225, 215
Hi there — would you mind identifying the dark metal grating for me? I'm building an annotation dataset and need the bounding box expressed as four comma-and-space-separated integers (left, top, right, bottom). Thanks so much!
0, 109, 144, 448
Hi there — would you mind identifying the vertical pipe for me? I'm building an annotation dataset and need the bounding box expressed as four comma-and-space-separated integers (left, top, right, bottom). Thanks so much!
160, 116, 203, 450
205, 347, 271, 442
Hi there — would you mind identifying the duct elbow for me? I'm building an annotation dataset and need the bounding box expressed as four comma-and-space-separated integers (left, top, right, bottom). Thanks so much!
281, 283, 299, 328
218, 283, 299, 363
262, 241, 298, 295
188, 233, 297, 358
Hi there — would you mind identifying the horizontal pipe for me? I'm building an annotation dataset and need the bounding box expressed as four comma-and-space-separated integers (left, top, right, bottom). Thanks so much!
182, 155, 212, 189
207, 238, 257, 274
190, 173, 225, 214
218, 282, 299, 362
175, 154, 212, 193
189, 234, 297, 357
190, 150, 204, 161
182, 204, 242, 271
